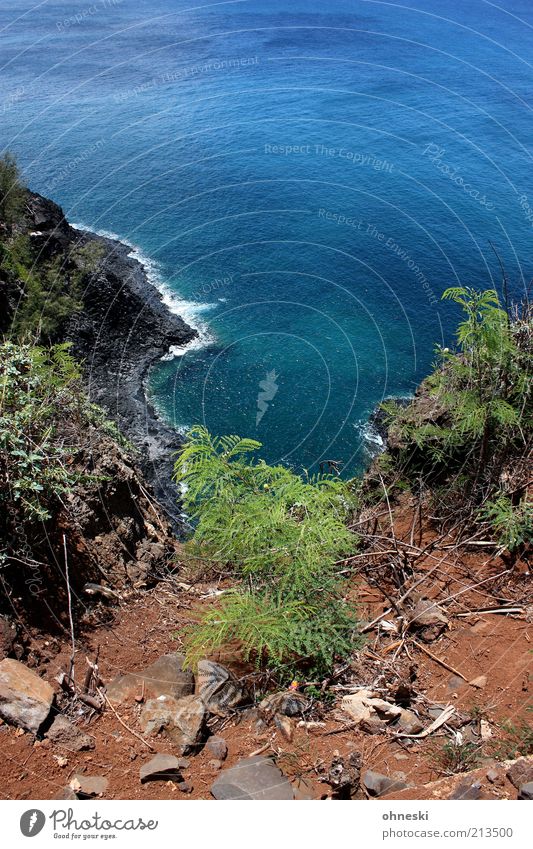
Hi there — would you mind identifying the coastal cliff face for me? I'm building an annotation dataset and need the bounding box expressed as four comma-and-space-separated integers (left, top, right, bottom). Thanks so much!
14, 191, 198, 527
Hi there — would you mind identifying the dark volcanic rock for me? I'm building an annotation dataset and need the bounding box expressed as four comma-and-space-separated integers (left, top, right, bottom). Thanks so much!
0, 658, 54, 733
507, 758, 533, 790
21, 192, 197, 528
448, 780, 483, 800
140, 754, 185, 784
518, 782, 533, 800
363, 770, 408, 797
45, 715, 95, 751
70, 230, 196, 527
211, 756, 294, 800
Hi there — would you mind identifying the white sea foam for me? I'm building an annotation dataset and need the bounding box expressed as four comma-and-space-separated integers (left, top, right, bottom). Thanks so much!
71, 222, 215, 358
354, 419, 385, 458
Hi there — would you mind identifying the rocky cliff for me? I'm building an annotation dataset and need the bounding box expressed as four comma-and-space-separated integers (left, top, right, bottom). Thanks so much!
13, 191, 198, 528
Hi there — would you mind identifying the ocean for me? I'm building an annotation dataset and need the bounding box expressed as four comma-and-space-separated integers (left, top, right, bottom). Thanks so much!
1, 0, 531, 475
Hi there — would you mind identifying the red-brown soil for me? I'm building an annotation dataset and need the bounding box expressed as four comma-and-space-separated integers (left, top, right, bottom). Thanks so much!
1, 499, 531, 801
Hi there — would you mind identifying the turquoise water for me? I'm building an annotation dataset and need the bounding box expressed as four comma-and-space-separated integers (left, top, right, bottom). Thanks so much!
1, 0, 532, 473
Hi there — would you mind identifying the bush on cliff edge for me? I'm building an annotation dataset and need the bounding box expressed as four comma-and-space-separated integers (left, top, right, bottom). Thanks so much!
174, 426, 361, 678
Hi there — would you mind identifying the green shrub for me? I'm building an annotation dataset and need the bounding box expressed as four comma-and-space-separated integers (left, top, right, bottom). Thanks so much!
483, 494, 532, 551
382, 287, 531, 495
0, 341, 88, 526
174, 426, 361, 677
0, 152, 25, 229
0, 341, 123, 544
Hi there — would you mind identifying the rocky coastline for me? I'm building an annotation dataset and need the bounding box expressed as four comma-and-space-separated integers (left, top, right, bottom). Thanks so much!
25, 191, 198, 529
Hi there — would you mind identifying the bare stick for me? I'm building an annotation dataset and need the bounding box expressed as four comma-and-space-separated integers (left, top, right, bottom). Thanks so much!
249, 740, 272, 757
63, 534, 75, 684
456, 607, 524, 617
97, 688, 154, 751
438, 568, 512, 606
393, 705, 455, 739
359, 608, 395, 634
411, 639, 468, 681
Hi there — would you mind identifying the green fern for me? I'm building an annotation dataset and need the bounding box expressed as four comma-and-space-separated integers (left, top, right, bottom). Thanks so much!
483, 494, 532, 551
175, 426, 361, 677
382, 287, 531, 494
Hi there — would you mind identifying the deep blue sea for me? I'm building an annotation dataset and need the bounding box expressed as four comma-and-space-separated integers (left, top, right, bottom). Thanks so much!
1, 0, 532, 474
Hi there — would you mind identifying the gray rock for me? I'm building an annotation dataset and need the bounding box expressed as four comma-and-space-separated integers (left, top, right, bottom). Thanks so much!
0, 659, 54, 733
518, 782, 533, 800
449, 781, 482, 800
197, 660, 247, 716
507, 758, 533, 790
211, 756, 294, 800
486, 768, 502, 785
292, 776, 317, 800
45, 715, 95, 751
56, 787, 78, 800
274, 713, 293, 741
363, 770, 407, 797
396, 708, 424, 735
140, 694, 206, 755
106, 654, 194, 705
70, 774, 108, 797
206, 736, 228, 761
140, 754, 185, 783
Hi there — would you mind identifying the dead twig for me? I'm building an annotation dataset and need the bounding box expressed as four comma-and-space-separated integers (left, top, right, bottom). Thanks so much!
249, 740, 273, 757
393, 705, 455, 739
321, 721, 361, 736
97, 688, 154, 751
411, 639, 468, 681
63, 534, 76, 685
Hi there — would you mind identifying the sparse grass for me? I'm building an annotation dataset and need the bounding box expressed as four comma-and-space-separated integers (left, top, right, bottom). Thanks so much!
490, 718, 533, 761
430, 739, 481, 776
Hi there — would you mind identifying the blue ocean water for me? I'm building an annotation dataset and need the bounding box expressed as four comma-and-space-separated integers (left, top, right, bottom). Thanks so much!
1, 0, 532, 474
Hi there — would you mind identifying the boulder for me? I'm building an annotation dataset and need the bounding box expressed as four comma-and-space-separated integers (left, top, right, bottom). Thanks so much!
408, 598, 449, 641
448, 780, 482, 800
56, 787, 78, 800
363, 770, 407, 797
206, 736, 228, 761
140, 754, 185, 783
140, 694, 206, 755
211, 756, 294, 800
507, 758, 533, 790
197, 660, 247, 716
0, 658, 53, 733
274, 714, 293, 742
395, 708, 424, 736
45, 715, 95, 751
70, 774, 108, 798
106, 654, 194, 705
518, 782, 533, 800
